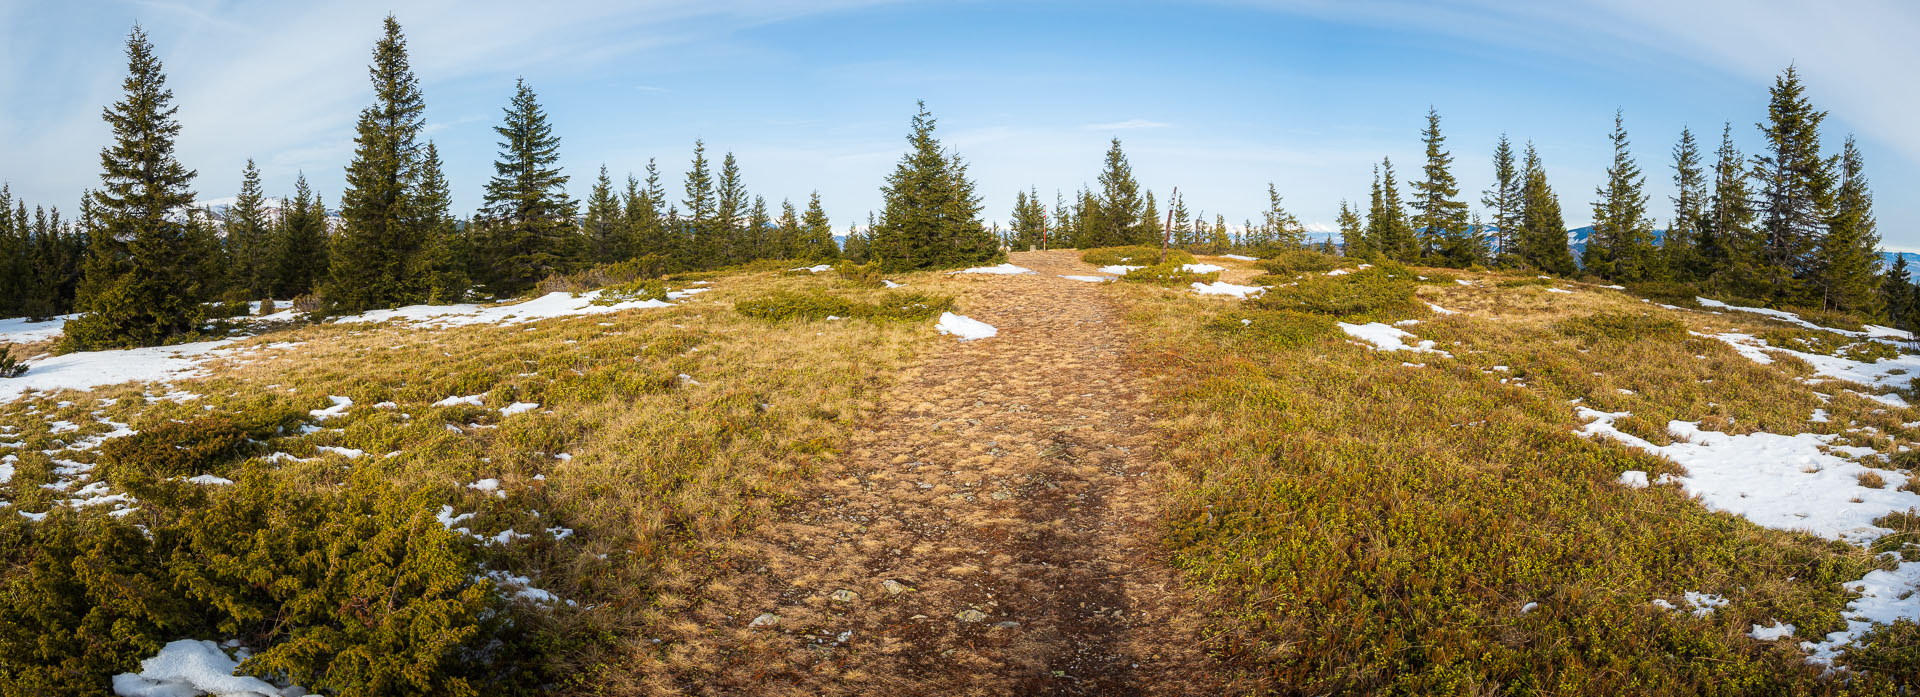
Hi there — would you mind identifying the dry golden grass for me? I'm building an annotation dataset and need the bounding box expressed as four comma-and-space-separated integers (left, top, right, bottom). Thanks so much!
1105, 264, 1919, 694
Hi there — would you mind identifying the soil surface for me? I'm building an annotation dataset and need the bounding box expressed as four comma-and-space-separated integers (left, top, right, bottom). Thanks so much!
660, 250, 1226, 696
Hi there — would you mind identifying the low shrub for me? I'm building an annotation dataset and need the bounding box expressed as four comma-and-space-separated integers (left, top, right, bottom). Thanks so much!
1207, 309, 1335, 348
735, 290, 953, 322
1556, 312, 1688, 344
0, 470, 534, 697
1782, 305, 1868, 333
1250, 268, 1423, 320
1844, 620, 1920, 683
1756, 328, 1901, 362
0, 344, 26, 378
1080, 246, 1194, 267
834, 261, 886, 289
1496, 277, 1553, 288
1256, 250, 1344, 276
1121, 262, 1219, 287
589, 279, 668, 306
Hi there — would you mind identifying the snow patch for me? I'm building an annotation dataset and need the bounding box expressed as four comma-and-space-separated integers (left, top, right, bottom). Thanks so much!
934, 313, 997, 341
112, 639, 300, 697
332, 288, 703, 328
1337, 322, 1453, 356
1190, 281, 1265, 299
954, 263, 1034, 275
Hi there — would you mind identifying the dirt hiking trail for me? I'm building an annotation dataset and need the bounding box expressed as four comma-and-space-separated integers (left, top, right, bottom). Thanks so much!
659, 250, 1226, 696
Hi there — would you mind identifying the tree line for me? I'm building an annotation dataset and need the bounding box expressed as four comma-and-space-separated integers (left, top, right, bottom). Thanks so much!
5, 19, 1907, 349
14, 18, 1012, 351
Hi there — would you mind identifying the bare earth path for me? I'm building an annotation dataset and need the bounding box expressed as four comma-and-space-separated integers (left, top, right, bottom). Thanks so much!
659, 251, 1225, 696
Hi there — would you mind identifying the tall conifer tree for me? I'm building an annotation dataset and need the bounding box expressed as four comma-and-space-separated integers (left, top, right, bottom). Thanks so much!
1813, 136, 1880, 314
869, 102, 994, 270
1481, 134, 1521, 260
1515, 144, 1575, 276
273, 173, 329, 300
1665, 127, 1707, 280
1410, 108, 1471, 264
473, 78, 575, 295
66, 26, 205, 350
327, 15, 429, 312
799, 192, 838, 261
225, 159, 273, 300
413, 142, 465, 302
1585, 111, 1659, 281
1751, 66, 1834, 303
583, 165, 624, 264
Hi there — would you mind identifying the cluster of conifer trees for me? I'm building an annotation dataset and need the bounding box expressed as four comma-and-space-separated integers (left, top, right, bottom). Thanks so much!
1332, 68, 1885, 320
1003, 139, 1310, 254
8, 18, 1909, 349
31, 18, 1003, 350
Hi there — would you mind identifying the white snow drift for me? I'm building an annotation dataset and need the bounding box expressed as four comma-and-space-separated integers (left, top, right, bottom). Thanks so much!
934, 312, 997, 341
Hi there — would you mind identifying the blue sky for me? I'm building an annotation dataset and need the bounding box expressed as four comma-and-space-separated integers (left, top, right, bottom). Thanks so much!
3, 0, 1917, 248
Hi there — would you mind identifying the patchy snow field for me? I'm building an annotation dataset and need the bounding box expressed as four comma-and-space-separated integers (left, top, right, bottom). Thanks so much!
334, 287, 706, 328
1190, 281, 1265, 299
953, 263, 1034, 275
1338, 322, 1453, 356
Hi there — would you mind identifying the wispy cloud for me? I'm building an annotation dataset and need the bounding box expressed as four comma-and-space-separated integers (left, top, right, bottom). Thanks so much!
1080, 119, 1171, 131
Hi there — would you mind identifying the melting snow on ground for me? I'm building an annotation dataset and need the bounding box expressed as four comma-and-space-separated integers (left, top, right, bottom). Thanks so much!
1059, 275, 1112, 283
792, 264, 833, 273
1705, 331, 1920, 399
1578, 408, 1920, 665
954, 263, 1034, 275
0, 339, 237, 404
1181, 263, 1225, 273
934, 312, 997, 341
0, 313, 77, 344
1696, 297, 1914, 341
1190, 281, 1265, 299
1221, 254, 1258, 261
334, 288, 706, 328
1338, 322, 1454, 356
112, 639, 303, 697
1097, 265, 1142, 275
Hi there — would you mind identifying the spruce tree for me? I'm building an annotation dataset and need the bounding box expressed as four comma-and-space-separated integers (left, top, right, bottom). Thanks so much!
1410, 108, 1471, 264
714, 153, 747, 266
327, 15, 429, 313
583, 165, 624, 264
1751, 66, 1834, 304
868, 102, 995, 271
1882, 254, 1912, 328
225, 159, 273, 300
1664, 127, 1707, 281
842, 220, 870, 262
1260, 184, 1306, 249
1009, 188, 1047, 250
1086, 138, 1144, 249
473, 78, 575, 296
413, 142, 465, 302
1813, 136, 1880, 314
624, 163, 669, 263
65, 26, 206, 350
1699, 123, 1759, 294
274, 174, 329, 300
1585, 111, 1659, 282
1481, 134, 1521, 261
1336, 200, 1368, 258
745, 195, 771, 262
799, 192, 838, 261
1515, 144, 1576, 276
680, 141, 714, 268
774, 200, 802, 259
1368, 158, 1417, 261
1138, 191, 1160, 247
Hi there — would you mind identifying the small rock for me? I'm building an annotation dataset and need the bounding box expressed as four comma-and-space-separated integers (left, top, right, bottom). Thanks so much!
830, 589, 860, 603
882, 579, 910, 595
749, 613, 780, 629
990, 490, 1012, 500
993, 621, 1021, 629
956, 609, 989, 623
